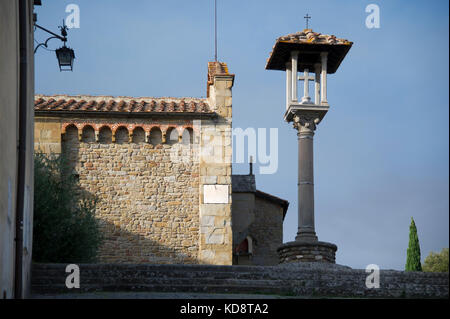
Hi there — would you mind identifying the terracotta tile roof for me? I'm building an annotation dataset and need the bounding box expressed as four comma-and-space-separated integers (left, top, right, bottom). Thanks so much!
34, 94, 213, 114
276, 29, 352, 46
266, 29, 353, 73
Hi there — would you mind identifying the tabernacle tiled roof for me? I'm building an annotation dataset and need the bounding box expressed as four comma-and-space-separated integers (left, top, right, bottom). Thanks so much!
276, 29, 352, 46
266, 29, 353, 73
34, 95, 213, 114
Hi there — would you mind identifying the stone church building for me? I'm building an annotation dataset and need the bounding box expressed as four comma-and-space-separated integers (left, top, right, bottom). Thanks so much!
34, 62, 288, 266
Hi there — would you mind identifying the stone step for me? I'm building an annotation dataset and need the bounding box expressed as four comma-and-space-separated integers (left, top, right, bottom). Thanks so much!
32, 273, 449, 296
32, 263, 272, 273
31, 264, 353, 277
32, 283, 293, 295
32, 269, 446, 287
31, 282, 424, 298
31, 272, 303, 283
32, 277, 290, 287
31, 263, 449, 298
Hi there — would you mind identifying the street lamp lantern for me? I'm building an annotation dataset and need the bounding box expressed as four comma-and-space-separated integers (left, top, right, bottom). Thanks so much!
34, 20, 76, 72
55, 45, 75, 71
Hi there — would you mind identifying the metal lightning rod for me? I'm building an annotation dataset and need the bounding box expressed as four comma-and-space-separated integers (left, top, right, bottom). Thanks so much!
215, 0, 217, 61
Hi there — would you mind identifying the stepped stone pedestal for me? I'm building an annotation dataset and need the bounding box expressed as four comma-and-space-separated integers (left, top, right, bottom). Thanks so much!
277, 240, 337, 264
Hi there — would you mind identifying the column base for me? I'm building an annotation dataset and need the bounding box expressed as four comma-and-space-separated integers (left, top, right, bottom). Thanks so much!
277, 240, 337, 264
295, 230, 318, 242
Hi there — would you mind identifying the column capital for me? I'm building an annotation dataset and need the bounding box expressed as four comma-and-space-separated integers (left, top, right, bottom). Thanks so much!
292, 112, 322, 133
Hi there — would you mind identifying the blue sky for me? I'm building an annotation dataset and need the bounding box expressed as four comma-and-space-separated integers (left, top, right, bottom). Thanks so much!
34, 0, 449, 270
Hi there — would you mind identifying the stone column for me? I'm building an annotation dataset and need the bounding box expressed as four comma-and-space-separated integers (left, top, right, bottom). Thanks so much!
294, 114, 319, 242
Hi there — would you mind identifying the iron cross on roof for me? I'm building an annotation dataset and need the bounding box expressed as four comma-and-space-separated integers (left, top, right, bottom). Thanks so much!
304, 14, 311, 29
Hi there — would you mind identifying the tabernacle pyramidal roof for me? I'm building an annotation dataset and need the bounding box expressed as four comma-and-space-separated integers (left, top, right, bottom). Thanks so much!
276, 29, 352, 45
266, 29, 353, 74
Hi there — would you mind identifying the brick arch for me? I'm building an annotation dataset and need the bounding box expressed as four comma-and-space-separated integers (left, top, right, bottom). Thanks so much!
149, 126, 163, 145
181, 124, 196, 132
180, 123, 199, 135
81, 124, 96, 143
126, 124, 137, 131
166, 126, 179, 145
113, 124, 128, 132
181, 127, 194, 144
62, 123, 78, 134
110, 124, 122, 134
132, 125, 145, 133
114, 126, 130, 144
78, 123, 96, 130
63, 123, 80, 136
61, 122, 201, 144
145, 124, 160, 133
132, 126, 146, 143
98, 125, 113, 144
97, 124, 112, 131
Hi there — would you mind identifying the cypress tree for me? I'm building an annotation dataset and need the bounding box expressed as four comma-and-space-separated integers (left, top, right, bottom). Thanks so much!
405, 217, 422, 271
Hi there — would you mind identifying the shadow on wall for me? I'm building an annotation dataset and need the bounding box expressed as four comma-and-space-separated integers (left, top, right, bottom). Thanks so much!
95, 218, 200, 264
61, 124, 201, 265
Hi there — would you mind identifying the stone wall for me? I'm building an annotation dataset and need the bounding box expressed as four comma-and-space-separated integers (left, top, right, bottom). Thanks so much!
231, 191, 285, 266
231, 193, 255, 246
197, 69, 234, 265
0, 1, 20, 298
249, 197, 284, 266
0, 0, 35, 299
59, 118, 200, 264
34, 117, 61, 153
34, 96, 234, 265
231, 192, 255, 265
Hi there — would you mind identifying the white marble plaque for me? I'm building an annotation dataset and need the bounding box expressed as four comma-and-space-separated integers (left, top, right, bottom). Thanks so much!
203, 185, 229, 204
